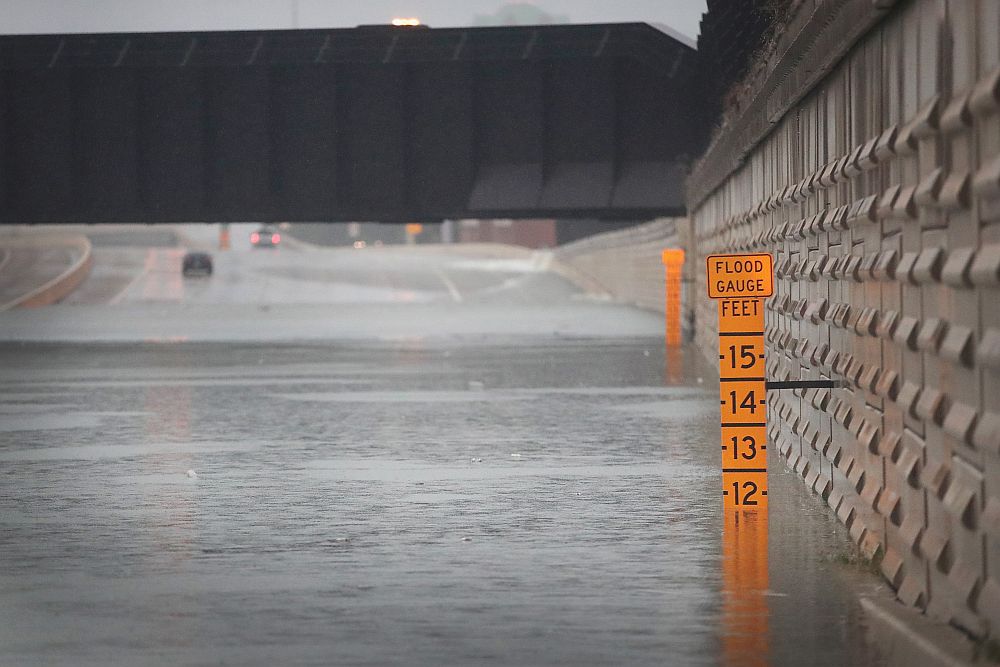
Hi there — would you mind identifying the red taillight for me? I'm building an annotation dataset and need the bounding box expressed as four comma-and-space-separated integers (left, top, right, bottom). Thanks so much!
272, 234, 280, 244
250, 232, 260, 243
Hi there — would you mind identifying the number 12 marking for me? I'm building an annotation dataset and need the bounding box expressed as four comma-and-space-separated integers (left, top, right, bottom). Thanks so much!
729, 480, 762, 506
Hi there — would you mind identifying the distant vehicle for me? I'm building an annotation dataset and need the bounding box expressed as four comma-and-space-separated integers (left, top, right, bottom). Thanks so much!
251, 227, 281, 248
182, 251, 213, 277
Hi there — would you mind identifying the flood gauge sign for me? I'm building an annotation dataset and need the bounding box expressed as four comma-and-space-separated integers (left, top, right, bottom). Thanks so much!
706, 253, 773, 509
706, 253, 773, 299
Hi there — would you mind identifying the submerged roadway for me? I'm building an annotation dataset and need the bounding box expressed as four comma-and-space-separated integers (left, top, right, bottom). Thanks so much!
0, 226, 887, 665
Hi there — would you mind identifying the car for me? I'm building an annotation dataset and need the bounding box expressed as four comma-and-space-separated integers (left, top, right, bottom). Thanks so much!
182, 251, 213, 276
251, 226, 281, 248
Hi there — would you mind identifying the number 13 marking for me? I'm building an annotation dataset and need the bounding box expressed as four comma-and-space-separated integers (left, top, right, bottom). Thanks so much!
729, 434, 757, 460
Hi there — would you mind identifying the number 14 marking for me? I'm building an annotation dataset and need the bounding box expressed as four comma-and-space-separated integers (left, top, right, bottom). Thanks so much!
721, 389, 766, 415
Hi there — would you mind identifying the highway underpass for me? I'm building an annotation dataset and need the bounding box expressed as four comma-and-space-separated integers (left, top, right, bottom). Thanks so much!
0, 226, 892, 665
5, 1, 988, 661
0, 24, 700, 224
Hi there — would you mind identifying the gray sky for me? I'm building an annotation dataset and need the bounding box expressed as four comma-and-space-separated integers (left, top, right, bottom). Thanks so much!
1, 1, 707, 41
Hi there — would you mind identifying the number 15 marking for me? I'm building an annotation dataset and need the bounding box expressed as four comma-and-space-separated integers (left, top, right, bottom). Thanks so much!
717, 335, 765, 377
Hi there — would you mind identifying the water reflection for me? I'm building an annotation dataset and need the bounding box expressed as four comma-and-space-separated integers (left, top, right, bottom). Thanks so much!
722, 508, 769, 666
144, 384, 192, 442
143, 381, 196, 564
664, 343, 683, 385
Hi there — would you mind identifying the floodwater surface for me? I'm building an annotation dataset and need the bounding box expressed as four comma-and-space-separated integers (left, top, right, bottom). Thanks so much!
0, 341, 883, 666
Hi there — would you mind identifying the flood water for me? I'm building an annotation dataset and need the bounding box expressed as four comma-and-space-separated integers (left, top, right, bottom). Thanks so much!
0, 340, 884, 665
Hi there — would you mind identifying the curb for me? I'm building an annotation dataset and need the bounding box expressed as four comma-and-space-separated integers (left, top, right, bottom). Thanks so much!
544, 253, 614, 299
278, 235, 612, 300
0, 234, 93, 310
859, 596, 977, 666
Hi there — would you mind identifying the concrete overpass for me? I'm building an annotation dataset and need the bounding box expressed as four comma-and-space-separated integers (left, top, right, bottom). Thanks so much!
0, 23, 700, 224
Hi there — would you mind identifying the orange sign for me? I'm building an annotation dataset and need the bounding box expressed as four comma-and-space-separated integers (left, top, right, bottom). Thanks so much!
706, 253, 773, 299
707, 252, 772, 513
720, 425, 767, 471
405, 223, 424, 235
717, 335, 765, 378
714, 254, 772, 663
718, 296, 764, 324
715, 297, 768, 509
722, 471, 768, 509
719, 380, 766, 423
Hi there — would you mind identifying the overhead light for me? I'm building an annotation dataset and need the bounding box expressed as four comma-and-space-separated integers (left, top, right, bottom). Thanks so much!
391, 17, 421, 27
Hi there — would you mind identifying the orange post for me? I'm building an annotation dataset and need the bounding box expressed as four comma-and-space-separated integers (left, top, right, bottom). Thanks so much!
718, 298, 768, 510
708, 252, 773, 665
661, 249, 685, 347
706, 253, 773, 509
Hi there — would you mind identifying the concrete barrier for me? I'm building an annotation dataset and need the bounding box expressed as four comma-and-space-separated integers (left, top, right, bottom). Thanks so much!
0, 234, 93, 310
553, 218, 688, 318
687, 0, 1000, 643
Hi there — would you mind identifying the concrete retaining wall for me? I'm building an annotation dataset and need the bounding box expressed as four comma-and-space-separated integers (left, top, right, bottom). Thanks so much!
0, 234, 93, 310
687, 0, 1000, 639
554, 218, 688, 319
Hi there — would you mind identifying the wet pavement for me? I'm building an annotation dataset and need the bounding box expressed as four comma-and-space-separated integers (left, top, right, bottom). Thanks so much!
0, 341, 884, 666
0, 229, 888, 665
0, 226, 663, 342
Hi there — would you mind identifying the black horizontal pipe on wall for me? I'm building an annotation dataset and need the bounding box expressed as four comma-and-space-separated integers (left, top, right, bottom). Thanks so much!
0, 23, 702, 224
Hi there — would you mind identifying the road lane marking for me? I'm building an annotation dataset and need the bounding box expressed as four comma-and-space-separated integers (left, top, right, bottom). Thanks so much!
434, 267, 463, 303
531, 251, 552, 271
109, 250, 153, 305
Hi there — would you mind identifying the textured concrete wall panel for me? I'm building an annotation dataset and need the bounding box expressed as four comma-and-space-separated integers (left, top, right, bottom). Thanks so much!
687, 0, 1000, 638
